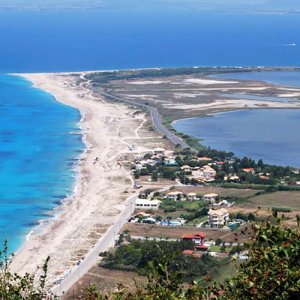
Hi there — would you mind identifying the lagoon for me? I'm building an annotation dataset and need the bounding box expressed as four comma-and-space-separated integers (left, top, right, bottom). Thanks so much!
172, 109, 300, 168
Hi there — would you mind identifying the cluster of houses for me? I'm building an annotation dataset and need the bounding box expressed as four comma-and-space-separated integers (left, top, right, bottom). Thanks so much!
131, 148, 248, 229
134, 190, 232, 228
133, 149, 241, 185
134, 147, 171, 169
181, 162, 217, 183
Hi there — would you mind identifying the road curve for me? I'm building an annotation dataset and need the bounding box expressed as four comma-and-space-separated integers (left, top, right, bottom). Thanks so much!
98, 90, 190, 149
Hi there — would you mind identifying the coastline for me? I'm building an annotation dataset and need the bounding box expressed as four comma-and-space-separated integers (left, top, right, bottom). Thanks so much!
9, 72, 156, 287
8, 67, 300, 290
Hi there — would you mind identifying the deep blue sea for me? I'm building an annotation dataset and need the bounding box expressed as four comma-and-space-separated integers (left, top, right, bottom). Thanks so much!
0, 75, 83, 252
1, 8, 300, 252
0, 10, 300, 72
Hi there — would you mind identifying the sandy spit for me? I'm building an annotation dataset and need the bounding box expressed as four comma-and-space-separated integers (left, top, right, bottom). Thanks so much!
9, 73, 148, 285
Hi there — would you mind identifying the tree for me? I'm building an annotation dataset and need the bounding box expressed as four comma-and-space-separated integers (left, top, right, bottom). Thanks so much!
217, 219, 300, 299
82, 217, 300, 300
247, 213, 256, 221
215, 238, 223, 246
0, 241, 55, 300
151, 171, 158, 181
257, 159, 264, 168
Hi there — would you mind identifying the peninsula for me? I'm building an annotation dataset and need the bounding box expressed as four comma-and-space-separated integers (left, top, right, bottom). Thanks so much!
10, 66, 300, 294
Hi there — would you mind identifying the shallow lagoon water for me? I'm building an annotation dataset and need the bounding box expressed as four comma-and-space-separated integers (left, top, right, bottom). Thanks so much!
173, 109, 300, 167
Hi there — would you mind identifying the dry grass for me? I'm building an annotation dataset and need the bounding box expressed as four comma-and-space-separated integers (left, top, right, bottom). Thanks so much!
237, 191, 300, 211
168, 186, 258, 199
63, 266, 145, 300
122, 223, 251, 243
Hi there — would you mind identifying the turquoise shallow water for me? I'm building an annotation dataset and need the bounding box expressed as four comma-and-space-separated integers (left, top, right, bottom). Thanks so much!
0, 75, 83, 252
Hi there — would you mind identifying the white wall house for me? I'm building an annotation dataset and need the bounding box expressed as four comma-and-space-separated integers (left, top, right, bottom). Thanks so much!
166, 191, 184, 201
135, 199, 162, 210
187, 192, 197, 201
208, 208, 229, 228
202, 165, 217, 179
153, 148, 166, 155
203, 193, 218, 203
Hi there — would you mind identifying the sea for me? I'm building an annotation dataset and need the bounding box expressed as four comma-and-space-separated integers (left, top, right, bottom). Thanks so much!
0, 75, 83, 252
0, 7, 300, 252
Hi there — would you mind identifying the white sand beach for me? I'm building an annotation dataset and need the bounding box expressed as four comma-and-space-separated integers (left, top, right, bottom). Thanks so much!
10, 73, 160, 286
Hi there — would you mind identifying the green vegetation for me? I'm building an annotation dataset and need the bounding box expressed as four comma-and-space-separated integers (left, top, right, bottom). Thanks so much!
87, 67, 300, 86
0, 241, 53, 299
100, 239, 227, 283
86, 67, 259, 85
0, 217, 300, 299
82, 216, 300, 299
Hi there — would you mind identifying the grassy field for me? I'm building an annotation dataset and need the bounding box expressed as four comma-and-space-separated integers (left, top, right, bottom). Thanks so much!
123, 223, 252, 243
237, 191, 300, 211
213, 260, 239, 283
164, 186, 259, 199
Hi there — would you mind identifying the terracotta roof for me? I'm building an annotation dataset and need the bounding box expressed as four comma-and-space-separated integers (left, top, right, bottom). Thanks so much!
182, 232, 206, 239
195, 245, 209, 250
198, 157, 213, 161
242, 168, 255, 172
208, 208, 229, 216
182, 250, 201, 258
203, 193, 218, 197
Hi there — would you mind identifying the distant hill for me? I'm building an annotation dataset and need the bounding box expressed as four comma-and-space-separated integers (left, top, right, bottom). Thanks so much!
1, 0, 300, 12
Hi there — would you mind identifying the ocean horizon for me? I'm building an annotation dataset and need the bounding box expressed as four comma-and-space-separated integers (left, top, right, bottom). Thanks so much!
1, 10, 300, 73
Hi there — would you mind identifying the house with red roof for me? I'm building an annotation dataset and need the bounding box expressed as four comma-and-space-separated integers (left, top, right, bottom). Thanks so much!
241, 168, 255, 174
182, 232, 208, 251
182, 249, 201, 258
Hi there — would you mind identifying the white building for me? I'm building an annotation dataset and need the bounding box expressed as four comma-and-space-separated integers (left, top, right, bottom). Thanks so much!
166, 191, 184, 201
135, 199, 162, 210
203, 193, 218, 203
181, 165, 192, 172
202, 165, 217, 179
190, 165, 216, 183
208, 208, 229, 228
187, 192, 197, 201
153, 148, 166, 155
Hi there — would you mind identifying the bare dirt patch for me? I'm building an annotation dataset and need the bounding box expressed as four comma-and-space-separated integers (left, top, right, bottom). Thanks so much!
122, 223, 251, 243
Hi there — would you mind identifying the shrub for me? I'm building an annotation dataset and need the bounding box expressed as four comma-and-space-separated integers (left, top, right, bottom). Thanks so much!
272, 207, 291, 213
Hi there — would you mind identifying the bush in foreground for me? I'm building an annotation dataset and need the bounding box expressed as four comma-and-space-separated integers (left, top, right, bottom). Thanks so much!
0, 241, 53, 299
82, 216, 300, 300
1, 215, 300, 299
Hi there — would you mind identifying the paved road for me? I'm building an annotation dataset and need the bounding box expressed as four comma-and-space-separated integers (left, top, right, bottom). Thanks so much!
97, 90, 190, 149
51, 194, 137, 297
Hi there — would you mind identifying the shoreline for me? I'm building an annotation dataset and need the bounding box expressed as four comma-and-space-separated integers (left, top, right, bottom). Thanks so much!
7, 67, 300, 291
9, 72, 155, 289
9, 65, 300, 77
11, 74, 89, 260
172, 108, 300, 168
